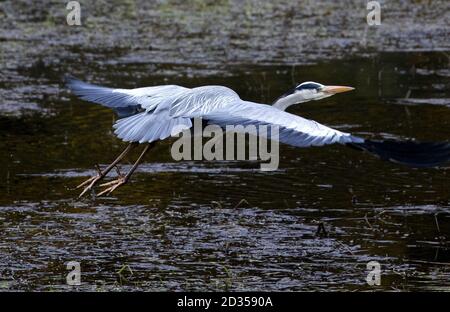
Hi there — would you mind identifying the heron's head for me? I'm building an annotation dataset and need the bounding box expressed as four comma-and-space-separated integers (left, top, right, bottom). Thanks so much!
272, 81, 354, 111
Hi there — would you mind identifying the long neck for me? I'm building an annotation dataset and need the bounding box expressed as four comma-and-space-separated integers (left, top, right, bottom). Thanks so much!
272, 93, 309, 111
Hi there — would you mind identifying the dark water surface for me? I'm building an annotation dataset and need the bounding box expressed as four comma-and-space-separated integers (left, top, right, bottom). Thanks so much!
0, 1, 450, 291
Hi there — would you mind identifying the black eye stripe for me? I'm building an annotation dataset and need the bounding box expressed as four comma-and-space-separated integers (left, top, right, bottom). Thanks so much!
297, 83, 321, 90
275, 82, 322, 102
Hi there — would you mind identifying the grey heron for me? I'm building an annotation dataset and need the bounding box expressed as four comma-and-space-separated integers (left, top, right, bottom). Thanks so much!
66, 77, 450, 197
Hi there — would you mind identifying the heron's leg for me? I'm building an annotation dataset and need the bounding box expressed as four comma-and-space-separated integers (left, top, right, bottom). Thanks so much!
77, 143, 136, 197
98, 142, 155, 196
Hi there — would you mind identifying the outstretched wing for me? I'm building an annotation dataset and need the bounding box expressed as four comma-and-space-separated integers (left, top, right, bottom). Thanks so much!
171, 97, 362, 147
65, 76, 189, 117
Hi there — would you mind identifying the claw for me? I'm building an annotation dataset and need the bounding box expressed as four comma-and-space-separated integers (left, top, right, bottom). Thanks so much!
77, 165, 102, 189
77, 166, 104, 197
76, 175, 97, 189
99, 179, 119, 187
78, 175, 101, 198
100, 168, 125, 187
97, 177, 127, 197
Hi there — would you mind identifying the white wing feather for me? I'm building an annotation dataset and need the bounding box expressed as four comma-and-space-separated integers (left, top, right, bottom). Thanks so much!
198, 100, 362, 147
66, 76, 189, 111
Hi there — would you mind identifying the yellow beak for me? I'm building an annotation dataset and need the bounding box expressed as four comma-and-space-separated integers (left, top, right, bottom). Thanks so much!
322, 85, 355, 94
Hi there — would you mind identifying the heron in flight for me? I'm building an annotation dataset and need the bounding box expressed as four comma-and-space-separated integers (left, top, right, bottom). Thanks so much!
66, 77, 450, 197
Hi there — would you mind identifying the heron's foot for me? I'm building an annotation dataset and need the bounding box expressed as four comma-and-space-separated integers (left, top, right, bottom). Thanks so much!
98, 176, 128, 197
77, 164, 104, 198
77, 175, 96, 189
77, 175, 103, 198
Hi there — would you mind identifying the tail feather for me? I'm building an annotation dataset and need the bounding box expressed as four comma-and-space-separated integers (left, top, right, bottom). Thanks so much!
348, 140, 450, 168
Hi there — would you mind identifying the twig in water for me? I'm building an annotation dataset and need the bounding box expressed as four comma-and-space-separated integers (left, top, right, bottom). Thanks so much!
116, 264, 133, 284
364, 213, 373, 230
335, 240, 354, 255
234, 199, 250, 209
434, 213, 441, 234
315, 222, 328, 237
211, 201, 223, 209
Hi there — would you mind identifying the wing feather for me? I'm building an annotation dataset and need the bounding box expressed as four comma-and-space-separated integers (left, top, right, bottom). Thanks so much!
65, 76, 189, 115
198, 101, 363, 147
113, 112, 192, 143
